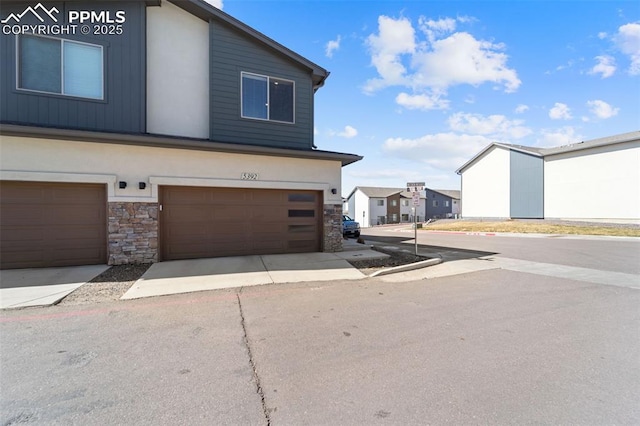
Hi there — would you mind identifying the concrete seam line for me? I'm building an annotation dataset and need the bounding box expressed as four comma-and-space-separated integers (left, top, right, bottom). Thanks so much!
236, 292, 271, 425
259, 256, 275, 284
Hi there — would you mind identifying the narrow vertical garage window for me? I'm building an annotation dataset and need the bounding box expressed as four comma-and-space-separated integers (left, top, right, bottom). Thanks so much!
18, 34, 104, 100
241, 72, 294, 123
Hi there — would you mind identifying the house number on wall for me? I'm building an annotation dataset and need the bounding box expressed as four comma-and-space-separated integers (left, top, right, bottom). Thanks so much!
241, 172, 259, 180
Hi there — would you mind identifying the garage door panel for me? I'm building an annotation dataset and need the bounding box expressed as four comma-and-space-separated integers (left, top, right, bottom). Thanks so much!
252, 207, 286, 221
0, 227, 46, 242
0, 208, 46, 225
49, 206, 106, 225
160, 186, 321, 260
52, 225, 105, 240
0, 250, 46, 267
52, 186, 104, 203
0, 181, 107, 269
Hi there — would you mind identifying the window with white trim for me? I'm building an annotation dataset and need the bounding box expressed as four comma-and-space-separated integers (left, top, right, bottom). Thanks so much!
18, 34, 104, 100
376, 200, 384, 206
401, 199, 409, 207
241, 72, 294, 123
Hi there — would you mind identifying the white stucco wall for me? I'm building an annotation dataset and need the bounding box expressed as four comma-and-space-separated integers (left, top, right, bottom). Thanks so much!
146, 0, 209, 139
369, 198, 387, 226
400, 198, 426, 221
353, 190, 370, 228
460, 146, 511, 218
452, 199, 461, 215
0, 136, 342, 205
544, 141, 640, 219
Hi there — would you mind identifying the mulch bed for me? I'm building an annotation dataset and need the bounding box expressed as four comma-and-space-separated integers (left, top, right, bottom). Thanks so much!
347, 246, 431, 275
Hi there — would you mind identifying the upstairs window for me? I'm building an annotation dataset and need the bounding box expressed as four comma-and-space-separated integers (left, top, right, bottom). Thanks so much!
376, 200, 384, 206
18, 34, 104, 100
241, 72, 294, 123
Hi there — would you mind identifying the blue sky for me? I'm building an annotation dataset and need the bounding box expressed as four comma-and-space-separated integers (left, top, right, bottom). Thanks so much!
208, 0, 639, 195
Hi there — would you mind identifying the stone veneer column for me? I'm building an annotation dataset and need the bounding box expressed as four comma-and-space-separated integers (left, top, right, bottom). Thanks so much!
323, 204, 343, 252
108, 203, 158, 265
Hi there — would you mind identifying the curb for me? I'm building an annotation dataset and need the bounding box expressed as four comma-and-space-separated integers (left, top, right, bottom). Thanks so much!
368, 258, 443, 277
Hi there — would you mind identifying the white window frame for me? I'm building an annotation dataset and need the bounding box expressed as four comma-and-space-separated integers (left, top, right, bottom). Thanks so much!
240, 71, 295, 124
401, 199, 409, 207
376, 199, 384, 206
16, 34, 104, 100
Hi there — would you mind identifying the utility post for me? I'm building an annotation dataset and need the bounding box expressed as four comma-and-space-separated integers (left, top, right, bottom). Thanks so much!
406, 182, 425, 255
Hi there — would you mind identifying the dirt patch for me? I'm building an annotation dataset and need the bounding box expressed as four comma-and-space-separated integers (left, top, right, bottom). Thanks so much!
347, 246, 431, 275
423, 219, 640, 237
58, 264, 151, 306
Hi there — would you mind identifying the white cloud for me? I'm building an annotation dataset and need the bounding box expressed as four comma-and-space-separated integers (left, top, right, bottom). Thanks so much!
202, 0, 223, 9
536, 127, 582, 148
418, 16, 458, 43
589, 55, 616, 78
338, 125, 358, 138
615, 22, 640, 75
325, 35, 341, 58
587, 100, 619, 119
411, 32, 521, 92
395, 92, 449, 110
363, 15, 520, 109
598, 31, 608, 40
549, 103, 572, 120
447, 112, 532, 139
515, 104, 529, 114
364, 16, 416, 93
382, 132, 493, 170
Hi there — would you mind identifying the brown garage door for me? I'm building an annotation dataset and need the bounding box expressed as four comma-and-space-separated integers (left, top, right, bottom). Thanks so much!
160, 186, 322, 260
0, 181, 107, 269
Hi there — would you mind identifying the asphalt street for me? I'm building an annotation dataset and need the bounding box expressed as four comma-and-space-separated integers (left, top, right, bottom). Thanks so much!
1, 231, 639, 425
363, 225, 640, 275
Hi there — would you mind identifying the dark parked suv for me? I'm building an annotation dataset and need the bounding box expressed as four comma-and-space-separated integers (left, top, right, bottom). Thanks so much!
342, 215, 360, 238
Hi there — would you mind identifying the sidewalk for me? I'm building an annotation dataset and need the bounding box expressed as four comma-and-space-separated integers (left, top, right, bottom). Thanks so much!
0, 242, 389, 308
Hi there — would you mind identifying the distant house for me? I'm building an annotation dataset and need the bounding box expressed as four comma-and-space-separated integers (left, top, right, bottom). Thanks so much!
456, 131, 639, 220
424, 189, 461, 219
347, 186, 463, 226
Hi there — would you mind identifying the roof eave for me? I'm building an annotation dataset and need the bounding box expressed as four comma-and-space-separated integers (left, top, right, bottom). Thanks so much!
456, 142, 543, 174
0, 124, 362, 167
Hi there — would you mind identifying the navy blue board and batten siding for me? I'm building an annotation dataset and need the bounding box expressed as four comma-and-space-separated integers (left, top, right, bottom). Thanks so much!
425, 188, 453, 219
209, 18, 314, 150
0, 1, 146, 133
509, 150, 543, 218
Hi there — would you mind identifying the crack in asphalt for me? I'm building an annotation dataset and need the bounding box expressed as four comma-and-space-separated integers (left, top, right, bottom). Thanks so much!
237, 289, 271, 425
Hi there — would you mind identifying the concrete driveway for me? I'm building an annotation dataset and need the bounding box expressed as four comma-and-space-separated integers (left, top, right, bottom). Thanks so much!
0, 265, 110, 309
121, 251, 378, 300
0, 244, 389, 308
